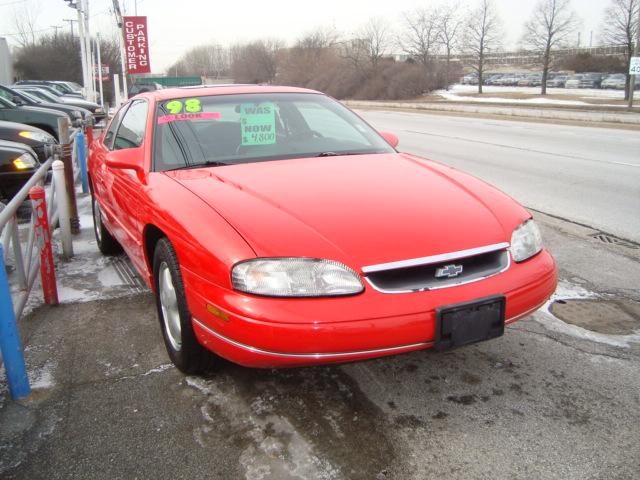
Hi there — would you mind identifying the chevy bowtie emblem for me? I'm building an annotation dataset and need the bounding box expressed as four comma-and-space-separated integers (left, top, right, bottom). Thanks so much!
435, 264, 464, 278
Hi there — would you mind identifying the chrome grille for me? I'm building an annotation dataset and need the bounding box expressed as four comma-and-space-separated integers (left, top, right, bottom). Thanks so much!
365, 246, 510, 293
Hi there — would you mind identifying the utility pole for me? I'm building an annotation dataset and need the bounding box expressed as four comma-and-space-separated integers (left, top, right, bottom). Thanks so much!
63, 18, 77, 37
628, 2, 640, 109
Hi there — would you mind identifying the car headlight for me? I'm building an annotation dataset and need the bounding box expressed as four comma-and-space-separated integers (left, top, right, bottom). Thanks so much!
13, 153, 38, 170
95, 107, 104, 114
510, 219, 542, 262
232, 258, 364, 297
19, 131, 55, 143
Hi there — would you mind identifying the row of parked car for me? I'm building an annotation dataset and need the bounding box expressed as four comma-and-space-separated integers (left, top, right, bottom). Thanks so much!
0, 80, 102, 203
461, 72, 635, 90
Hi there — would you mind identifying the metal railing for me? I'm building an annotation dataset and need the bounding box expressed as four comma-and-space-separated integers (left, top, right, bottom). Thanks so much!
1, 116, 91, 399
0, 155, 58, 318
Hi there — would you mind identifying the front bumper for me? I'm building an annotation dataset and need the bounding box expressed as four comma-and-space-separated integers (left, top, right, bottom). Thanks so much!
185, 250, 557, 367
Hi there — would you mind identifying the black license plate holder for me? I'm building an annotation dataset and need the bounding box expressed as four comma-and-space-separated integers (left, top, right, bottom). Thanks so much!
435, 295, 505, 351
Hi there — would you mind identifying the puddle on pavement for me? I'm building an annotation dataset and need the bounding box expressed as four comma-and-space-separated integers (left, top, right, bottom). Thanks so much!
186, 363, 397, 480
550, 299, 640, 335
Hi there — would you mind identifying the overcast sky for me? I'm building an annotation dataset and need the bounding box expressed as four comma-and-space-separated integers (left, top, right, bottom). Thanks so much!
0, 0, 611, 73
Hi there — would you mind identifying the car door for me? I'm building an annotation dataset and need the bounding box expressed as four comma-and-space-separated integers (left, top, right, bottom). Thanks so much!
92, 103, 130, 224
109, 99, 148, 260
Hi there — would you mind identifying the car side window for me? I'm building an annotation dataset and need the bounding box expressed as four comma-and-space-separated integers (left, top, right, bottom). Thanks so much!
103, 104, 130, 150
113, 100, 148, 150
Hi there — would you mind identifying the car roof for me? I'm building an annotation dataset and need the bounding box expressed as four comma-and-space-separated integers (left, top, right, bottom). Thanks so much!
140, 84, 322, 102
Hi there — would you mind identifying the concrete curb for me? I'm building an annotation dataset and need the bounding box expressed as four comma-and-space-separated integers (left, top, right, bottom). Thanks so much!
345, 100, 640, 125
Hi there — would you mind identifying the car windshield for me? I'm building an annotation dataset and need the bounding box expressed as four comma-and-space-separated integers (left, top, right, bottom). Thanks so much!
154, 92, 395, 171
0, 96, 17, 108
48, 83, 67, 94
25, 89, 60, 103
16, 90, 41, 103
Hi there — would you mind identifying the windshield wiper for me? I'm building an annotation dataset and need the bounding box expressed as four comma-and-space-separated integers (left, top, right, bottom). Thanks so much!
316, 151, 364, 157
165, 160, 230, 171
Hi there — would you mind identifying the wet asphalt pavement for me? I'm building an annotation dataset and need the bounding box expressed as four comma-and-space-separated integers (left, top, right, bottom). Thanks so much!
1, 252, 639, 479
2, 113, 640, 478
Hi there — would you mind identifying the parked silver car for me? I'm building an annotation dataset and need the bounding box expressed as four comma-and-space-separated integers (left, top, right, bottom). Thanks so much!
564, 74, 584, 89
546, 75, 568, 88
601, 74, 626, 90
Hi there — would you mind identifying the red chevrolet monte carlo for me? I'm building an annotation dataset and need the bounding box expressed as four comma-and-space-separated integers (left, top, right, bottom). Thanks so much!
88, 85, 557, 373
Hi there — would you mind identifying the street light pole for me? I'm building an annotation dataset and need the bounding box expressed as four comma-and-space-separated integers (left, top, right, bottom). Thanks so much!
112, 0, 128, 103
96, 34, 104, 109
628, 2, 640, 109
73, 1, 90, 98
81, 0, 96, 102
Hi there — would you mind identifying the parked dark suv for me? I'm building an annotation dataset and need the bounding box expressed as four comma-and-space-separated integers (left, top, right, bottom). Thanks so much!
0, 140, 41, 202
0, 96, 67, 141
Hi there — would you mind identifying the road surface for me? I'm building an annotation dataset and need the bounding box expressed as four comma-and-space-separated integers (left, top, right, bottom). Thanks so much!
359, 109, 640, 242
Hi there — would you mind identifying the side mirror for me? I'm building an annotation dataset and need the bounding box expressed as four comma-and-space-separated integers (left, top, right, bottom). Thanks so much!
105, 148, 143, 173
380, 131, 399, 149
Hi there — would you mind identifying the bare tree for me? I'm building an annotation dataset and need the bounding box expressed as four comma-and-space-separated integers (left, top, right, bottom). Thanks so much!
168, 44, 230, 79
523, 0, 580, 95
14, 32, 123, 102
279, 28, 341, 86
601, 0, 639, 99
344, 18, 390, 74
230, 39, 283, 84
11, 0, 41, 47
438, 3, 465, 89
464, 0, 502, 93
295, 27, 340, 51
398, 7, 441, 69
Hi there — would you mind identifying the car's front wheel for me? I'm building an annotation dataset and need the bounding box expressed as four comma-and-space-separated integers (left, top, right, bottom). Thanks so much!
153, 238, 214, 374
91, 195, 122, 254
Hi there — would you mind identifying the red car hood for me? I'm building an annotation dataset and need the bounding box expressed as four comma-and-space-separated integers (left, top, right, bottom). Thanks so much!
166, 153, 528, 271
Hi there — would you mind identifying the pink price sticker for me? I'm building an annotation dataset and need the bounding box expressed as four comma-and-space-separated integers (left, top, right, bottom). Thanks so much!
157, 112, 222, 124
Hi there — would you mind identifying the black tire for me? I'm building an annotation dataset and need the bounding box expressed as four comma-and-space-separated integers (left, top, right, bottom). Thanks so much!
153, 237, 214, 374
91, 195, 122, 255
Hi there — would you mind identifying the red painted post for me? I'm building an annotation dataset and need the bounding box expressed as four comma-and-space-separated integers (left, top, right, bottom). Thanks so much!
29, 186, 59, 306
86, 125, 93, 149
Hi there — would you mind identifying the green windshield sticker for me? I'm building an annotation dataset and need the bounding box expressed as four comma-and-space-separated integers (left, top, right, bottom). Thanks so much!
240, 102, 276, 146
163, 99, 202, 114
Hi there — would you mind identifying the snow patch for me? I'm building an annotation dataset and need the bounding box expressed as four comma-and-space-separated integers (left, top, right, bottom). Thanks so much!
450, 84, 626, 99
437, 90, 594, 106
186, 376, 341, 480
30, 361, 55, 390
534, 281, 640, 348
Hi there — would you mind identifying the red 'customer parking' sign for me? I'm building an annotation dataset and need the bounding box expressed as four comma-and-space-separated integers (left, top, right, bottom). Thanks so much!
123, 16, 151, 74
